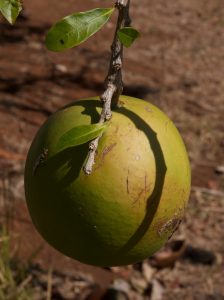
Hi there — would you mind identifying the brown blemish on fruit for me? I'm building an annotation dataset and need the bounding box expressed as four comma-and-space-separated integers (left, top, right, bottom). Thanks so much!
102, 143, 117, 160
126, 169, 130, 194
118, 100, 125, 106
126, 177, 129, 194
132, 188, 145, 205
156, 217, 182, 237
32, 148, 48, 176
145, 174, 147, 196
131, 174, 150, 205
164, 120, 170, 132
114, 125, 119, 134
145, 106, 152, 113
95, 143, 117, 170
168, 220, 182, 240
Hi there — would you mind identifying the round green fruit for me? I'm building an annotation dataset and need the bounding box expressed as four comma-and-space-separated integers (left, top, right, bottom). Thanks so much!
24, 95, 191, 267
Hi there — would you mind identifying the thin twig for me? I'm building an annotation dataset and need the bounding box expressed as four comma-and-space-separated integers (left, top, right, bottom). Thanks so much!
17, 275, 33, 294
46, 266, 53, 300
83, 0, 131, 174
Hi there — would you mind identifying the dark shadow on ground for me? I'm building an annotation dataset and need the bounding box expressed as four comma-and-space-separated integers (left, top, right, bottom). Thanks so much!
0, 67, 155, 101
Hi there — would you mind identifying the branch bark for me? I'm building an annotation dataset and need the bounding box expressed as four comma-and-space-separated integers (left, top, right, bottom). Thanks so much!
83, 0, 131, 175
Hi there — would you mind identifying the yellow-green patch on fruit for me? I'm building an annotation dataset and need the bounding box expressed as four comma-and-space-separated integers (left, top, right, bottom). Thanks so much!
24, 96, 191, 266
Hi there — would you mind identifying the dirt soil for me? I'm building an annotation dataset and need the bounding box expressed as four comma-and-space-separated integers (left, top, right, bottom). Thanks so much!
0, 0, 224, 299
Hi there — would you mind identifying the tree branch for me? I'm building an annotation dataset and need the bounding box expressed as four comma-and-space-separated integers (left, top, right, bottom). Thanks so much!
83, 0, 131, 175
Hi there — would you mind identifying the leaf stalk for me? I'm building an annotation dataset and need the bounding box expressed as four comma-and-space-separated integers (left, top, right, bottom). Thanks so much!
83, 0, 131, 175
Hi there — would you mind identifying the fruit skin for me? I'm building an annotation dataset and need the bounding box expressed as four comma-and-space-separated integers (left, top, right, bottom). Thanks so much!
24, 95, 191, 267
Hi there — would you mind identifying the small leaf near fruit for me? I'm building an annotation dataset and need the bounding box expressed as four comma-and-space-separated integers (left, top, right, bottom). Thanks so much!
0, 0, 22, 24
45, 7, 114, 52
118, 27, 140, 48
56, 122, 109, 153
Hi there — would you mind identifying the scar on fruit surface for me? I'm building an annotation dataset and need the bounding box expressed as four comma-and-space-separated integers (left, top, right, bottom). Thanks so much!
131, 173, 151, 206
94, 142, 117, 171
156, 216, 182, 238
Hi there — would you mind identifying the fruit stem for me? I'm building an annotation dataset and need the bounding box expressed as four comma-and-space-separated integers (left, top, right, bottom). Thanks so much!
102, 0, 131, 112
83, 0, 131, 175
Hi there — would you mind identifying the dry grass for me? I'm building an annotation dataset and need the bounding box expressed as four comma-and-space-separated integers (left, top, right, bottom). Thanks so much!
0, 227, 34, 300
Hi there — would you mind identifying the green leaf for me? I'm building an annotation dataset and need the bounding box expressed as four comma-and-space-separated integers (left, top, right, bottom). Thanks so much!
0, 0, 22, 24
118, 27, 140, 48
56, 123, 109, 153
45, 7, 114, 52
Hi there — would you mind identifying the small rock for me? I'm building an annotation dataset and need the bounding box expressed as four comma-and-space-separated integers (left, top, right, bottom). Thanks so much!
112, 278, 131, 294
215, 165, 224, 175
130, 271, 148, 294
150, 280, 164, 300
55, 64, 68, 73
109, 266, 133, 278
142, 262, 156, 283
28, 41, 42, 50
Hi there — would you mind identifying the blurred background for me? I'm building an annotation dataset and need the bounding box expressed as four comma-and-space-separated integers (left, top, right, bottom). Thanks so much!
0, 0, 224, 299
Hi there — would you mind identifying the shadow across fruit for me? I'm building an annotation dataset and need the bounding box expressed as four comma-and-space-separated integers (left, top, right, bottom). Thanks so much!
116, 107, 167, 255
74, 100, 167, 253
